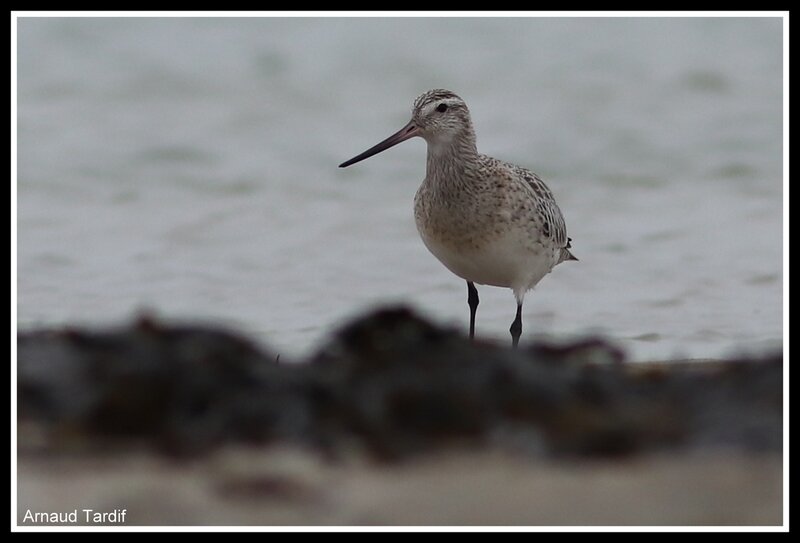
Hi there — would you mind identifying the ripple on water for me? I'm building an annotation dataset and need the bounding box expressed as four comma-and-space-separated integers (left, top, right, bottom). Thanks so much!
630, 332, 663, 342
746, 272, 781, 286
136, 145, 215, 165
679, 69, 731, 94
645, 297, 683, 308
33, 253, 75, 268
711, 162, 758, 180
641, 229, 683, 244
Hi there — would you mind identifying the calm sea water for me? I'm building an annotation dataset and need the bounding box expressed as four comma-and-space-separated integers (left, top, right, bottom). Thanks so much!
16, 16, 784, 361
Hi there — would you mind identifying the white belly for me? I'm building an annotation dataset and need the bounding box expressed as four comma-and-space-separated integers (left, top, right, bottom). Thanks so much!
418, 227, 558, 300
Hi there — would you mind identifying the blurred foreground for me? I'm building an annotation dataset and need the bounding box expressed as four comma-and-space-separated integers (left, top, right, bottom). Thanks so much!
17, 306, 783, 526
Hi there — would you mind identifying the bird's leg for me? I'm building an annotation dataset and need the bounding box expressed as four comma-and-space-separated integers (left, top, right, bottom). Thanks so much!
467, 281, 479, 341
510, 302, 523, 349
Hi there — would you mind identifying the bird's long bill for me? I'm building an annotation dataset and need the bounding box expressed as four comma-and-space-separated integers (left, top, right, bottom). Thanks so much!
339, 121, 419, 168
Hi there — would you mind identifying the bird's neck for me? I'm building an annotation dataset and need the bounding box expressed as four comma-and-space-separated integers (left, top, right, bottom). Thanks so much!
424, 131, 479, 189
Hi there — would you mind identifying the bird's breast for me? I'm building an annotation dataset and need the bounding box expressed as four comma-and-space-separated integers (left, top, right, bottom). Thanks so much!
413, 186, 558, 292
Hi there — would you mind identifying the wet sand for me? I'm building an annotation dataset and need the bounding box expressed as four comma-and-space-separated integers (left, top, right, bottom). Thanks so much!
17, 447, 782, 526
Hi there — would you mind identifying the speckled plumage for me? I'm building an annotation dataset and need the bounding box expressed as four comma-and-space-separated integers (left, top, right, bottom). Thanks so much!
340, 89, 577, 347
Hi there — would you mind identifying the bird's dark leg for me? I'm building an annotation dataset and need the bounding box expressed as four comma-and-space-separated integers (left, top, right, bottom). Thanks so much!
510, 302, 523, 349
467, 281, 479, 341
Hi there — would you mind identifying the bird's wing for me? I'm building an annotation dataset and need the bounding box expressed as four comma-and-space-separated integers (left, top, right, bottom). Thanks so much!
514, 166, 572, 251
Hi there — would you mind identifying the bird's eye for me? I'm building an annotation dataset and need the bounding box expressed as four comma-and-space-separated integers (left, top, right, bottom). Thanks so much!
436, 103, 448, 113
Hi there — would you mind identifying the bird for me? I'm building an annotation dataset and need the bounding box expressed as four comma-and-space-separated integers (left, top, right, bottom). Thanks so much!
339, 89, 577, 348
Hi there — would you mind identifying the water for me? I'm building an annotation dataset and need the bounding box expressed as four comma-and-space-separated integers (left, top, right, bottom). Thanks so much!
16, 16, 784, 362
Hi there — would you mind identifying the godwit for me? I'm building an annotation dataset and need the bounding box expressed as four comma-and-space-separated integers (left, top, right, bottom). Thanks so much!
339, 89, 577, 348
